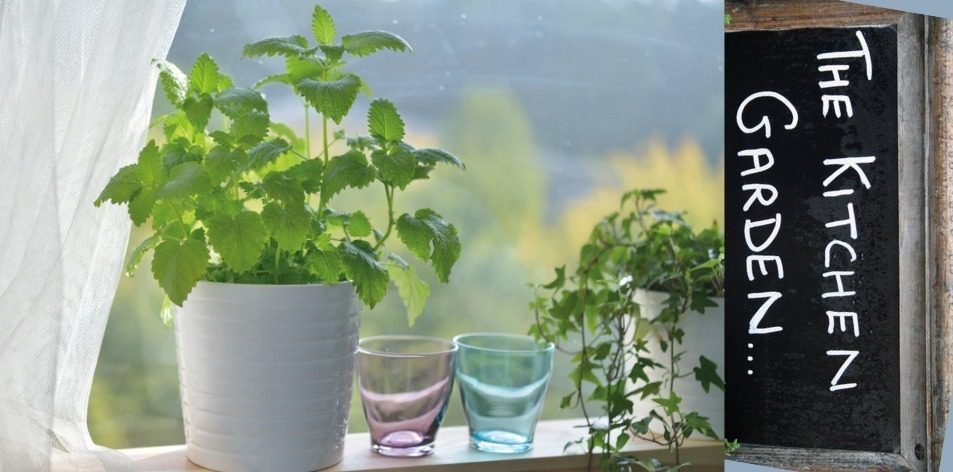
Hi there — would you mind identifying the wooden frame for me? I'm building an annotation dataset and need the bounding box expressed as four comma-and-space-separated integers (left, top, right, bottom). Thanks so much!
726, 1, 929, 471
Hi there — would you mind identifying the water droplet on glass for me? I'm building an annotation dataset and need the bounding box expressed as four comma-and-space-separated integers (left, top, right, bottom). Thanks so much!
460, 13, 467, 20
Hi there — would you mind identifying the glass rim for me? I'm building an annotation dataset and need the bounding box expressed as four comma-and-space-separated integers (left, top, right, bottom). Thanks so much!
452, 332, 555, 354
357, 335, 458, 358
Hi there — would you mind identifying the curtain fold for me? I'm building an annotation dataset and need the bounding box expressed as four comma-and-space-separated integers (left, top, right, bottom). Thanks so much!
0, 1, 186, 470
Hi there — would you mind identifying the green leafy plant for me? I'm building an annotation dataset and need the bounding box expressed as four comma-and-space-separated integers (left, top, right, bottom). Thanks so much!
531, 189, 724, 471
96, 4, 464, 324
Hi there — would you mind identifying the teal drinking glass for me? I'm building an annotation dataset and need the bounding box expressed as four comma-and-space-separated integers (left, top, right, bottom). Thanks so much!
453, 333, 554, 453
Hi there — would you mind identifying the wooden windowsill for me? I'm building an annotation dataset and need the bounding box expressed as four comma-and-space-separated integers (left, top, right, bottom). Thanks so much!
123, 419, 722, 472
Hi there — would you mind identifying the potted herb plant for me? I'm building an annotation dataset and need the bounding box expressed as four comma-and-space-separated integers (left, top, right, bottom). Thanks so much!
95, 5, 464, 471
532, 189, 723, 471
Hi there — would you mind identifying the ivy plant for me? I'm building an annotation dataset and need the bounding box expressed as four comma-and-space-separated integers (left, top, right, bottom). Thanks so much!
531, 189, 724, 471
95, 4, 464, 324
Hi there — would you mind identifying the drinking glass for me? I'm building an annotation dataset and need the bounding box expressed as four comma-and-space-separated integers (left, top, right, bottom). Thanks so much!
356, 335, 457, 457
453, 333, 554, 453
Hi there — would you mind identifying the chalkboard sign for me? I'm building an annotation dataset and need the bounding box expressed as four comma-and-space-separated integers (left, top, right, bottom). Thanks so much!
725, 26, 900, 452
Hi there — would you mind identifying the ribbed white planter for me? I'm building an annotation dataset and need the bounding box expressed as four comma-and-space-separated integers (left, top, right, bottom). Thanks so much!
632, 289, 724, 438
174, 281, 361, 472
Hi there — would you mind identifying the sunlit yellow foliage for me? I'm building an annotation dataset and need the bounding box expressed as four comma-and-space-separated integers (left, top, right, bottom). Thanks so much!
521, 138, 724, 270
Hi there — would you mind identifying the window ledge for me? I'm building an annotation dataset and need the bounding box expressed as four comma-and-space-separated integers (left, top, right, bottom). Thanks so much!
123, 419, 722, 471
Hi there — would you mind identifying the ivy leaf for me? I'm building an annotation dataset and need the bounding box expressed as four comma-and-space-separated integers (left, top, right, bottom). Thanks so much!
367, 99, 404, 142
305, 247, 342, 282
372, 149, 415, 189
295, 74, 361, 124
125, 234, 161, 276
347, 211, 372, 237
247, 138, 291, 169
342, 31, 412, 57
182, 94, 213, 130
262, 171, 305, 204
322, 150, 375, 204
311, 5, 335, 45
95, 164, 141, 206
396, 209, 461, 282
339, 240, 388, 308
215, 88, 267, 118
158, 162, 210, 199
262, 201, 311, 251
387, 264, 430, 326
151, 237, 210, 306
153, 59, 187, 106
189, 53, 229, 95
242, 35, 310, 58
207, 211, 268, 273
652, 391, 682, 416
693, 355, 725, 393
413, 148, 466, 170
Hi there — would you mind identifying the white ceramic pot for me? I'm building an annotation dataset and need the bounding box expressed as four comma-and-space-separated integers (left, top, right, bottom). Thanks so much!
632, 289, 724, 438
174, 281, 361, 472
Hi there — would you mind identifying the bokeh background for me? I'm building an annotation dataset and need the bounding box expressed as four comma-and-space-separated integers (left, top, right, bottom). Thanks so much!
90, 0, 724, 447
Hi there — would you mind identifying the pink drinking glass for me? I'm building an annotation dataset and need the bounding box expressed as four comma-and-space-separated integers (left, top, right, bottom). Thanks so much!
356, 335, 458, 457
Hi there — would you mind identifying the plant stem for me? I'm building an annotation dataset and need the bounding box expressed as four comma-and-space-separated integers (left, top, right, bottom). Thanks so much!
274, 245, 280, 284
319, 114, 330, 213
374, 185, 395, 251
304, 103, 311, 159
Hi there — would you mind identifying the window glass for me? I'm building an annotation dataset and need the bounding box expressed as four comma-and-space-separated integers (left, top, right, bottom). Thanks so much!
91, 0, 722, 448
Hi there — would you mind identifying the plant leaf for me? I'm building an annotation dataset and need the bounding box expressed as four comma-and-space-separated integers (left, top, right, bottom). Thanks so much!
367, 99, 404, 142
242, 35, 310, 58
230, 110, 270, 146
262, 202, 310, 251
137, 141, 164, 185
287, 158, 323, 193
339, 240, 388, 308
247, 138, 291, 169
151, 237, 210, 306
128, 187, 157, 226
182, 94, 213, 130
322, 150, 375, 204
311, 5, 335, 45
693, 355, 725, 393
306, 247, 342, 282
286, 55, 326, 82
189, 53, 229, 95
207, 211, 268, 273
372, 149, 415, 189
215, 88, 267, 118
204, 146, 246, 185
158, 162, 210, 199
413, 148, 466, 170
153, 59, 187, 105
95, 164, 141, 206
396, 209, 461, 282
387, 264, 430, 325
261, 171, 305, 204
342, 31, 412, 57
295, 74, 361, 124
125, 234, 161, 276
348, 211, 372, 237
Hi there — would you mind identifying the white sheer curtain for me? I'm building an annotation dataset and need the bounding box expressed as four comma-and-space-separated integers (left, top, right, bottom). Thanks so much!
0, 1, 185, 470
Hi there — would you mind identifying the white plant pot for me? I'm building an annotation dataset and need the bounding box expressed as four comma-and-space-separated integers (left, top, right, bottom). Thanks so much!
174, 281, 361, 472
632, 289, 724, 438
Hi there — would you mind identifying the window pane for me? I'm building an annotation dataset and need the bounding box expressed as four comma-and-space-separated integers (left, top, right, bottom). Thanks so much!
91, 0, 722, 448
